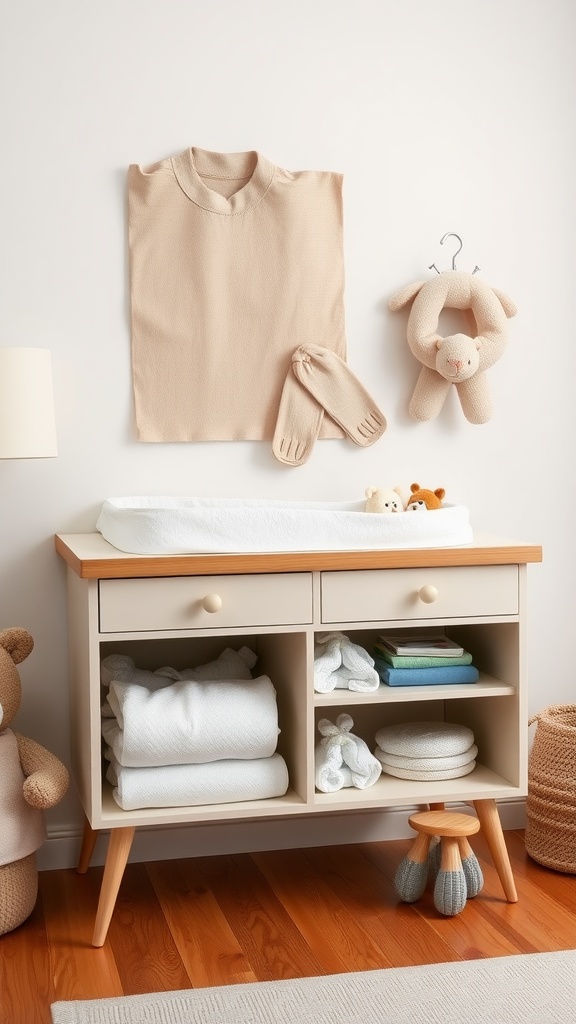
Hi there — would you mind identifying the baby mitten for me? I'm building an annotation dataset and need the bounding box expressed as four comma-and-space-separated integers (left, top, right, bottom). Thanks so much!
273, 344, 386, 466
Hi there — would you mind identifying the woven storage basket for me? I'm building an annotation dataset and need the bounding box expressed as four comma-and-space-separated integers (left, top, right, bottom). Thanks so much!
525, 704, 576, 873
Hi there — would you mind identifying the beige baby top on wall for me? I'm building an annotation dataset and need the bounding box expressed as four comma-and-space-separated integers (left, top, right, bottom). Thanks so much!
128, 146, 348, 443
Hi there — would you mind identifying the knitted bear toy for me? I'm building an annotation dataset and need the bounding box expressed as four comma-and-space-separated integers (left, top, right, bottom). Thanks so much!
389, 270, 516, 424
0, 627, 69, 935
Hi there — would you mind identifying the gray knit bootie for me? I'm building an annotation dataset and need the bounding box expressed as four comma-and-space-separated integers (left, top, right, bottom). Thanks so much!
394, 832, 431, 903
433, 837, 467, 916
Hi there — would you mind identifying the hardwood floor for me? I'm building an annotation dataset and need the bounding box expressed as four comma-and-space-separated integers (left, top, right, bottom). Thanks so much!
2, 829, 575, 1024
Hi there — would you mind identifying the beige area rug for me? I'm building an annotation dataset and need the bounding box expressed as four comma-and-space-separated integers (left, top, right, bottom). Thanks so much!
50, 950, 576, 1024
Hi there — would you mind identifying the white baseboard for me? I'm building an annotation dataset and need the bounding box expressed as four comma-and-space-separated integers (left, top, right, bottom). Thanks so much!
37, 798, 527, 872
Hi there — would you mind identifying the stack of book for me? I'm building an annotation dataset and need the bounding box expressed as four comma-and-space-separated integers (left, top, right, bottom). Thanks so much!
373, 634, 479, 687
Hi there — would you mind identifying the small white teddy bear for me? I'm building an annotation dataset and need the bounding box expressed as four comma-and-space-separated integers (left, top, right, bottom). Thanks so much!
365, 486, 404, 513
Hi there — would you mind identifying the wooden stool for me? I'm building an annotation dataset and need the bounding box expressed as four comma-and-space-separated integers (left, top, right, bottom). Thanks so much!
395, 810, 483, 916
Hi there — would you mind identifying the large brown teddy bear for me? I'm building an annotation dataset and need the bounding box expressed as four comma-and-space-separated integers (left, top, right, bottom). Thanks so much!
0, 627, 69, 936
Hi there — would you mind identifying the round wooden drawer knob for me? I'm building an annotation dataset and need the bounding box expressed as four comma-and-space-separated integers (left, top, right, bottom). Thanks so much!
418, 584, 438, 604
202, 593, 223, 613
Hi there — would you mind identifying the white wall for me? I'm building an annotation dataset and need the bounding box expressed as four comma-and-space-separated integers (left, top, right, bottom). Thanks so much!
1, 0, 574, 865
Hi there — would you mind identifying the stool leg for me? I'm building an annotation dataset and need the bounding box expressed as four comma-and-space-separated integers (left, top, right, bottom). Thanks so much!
395, 832, 431, 903
428, 835, 441, 876
473, 798, 517, 903
457, 836, 483, 898
433, 836, 467, 916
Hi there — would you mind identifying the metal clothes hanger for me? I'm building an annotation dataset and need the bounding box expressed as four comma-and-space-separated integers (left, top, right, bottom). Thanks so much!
429, 233, 480, 275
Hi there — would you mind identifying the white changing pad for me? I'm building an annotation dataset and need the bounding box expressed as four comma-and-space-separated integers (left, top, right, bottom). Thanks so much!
96, 496, 473, 555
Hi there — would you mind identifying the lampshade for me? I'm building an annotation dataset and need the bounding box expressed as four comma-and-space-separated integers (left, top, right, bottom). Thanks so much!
0, 347, 58, 458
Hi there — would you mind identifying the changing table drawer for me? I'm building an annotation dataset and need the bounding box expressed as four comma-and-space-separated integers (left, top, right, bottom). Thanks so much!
320, 565, 518, 623
99, 573, 313, 633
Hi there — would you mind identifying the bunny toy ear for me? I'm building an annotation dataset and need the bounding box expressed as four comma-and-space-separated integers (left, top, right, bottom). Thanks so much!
318, 718, 340, 737
336, 713, 354, 733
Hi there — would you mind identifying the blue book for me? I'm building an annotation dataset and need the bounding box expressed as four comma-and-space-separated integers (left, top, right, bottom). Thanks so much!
374, 658, 479, 687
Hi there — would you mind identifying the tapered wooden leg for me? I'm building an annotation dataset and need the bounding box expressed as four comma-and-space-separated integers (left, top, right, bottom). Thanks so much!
92, 826, 136, 947
457, 835, 474, 861
439, 835, 462, 872
407, 831, 433, 865
473, 798, 517, 903
77, 817, 99, 874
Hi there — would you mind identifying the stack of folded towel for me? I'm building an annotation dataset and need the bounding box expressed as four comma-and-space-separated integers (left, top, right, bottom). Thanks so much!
100, 646, 289, 810
314, 632, 380, 693
373, 639, 479, 687
374, 721, 478, 780
315, 713, 382, 792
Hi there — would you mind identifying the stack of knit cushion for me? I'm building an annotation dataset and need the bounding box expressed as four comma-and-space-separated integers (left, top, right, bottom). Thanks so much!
375, 721, 477, 780
100, 647, 288, 810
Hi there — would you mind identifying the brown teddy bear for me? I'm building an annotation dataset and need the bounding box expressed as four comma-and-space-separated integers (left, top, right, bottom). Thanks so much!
0, 627, 69, 935
406, 483, 445, 510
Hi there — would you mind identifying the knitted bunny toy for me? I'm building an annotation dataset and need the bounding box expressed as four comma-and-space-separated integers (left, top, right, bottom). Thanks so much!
0, 627, 69, 935
315, 713, 381, 792
389, 270, 516, 424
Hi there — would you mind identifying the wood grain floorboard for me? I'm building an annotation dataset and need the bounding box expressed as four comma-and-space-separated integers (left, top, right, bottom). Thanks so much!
38, 868, 123, 1002
505, 830, 576, 913
471, 834, 576, 950
0, 895, 54, 1024
198, 852, 328, 981
2, 831, 575, 1024
252, 847, 397, 973
302, 842, 462, 967
146, 857, 258, 988
361, 838, 528, 960
105, 862, 193, 995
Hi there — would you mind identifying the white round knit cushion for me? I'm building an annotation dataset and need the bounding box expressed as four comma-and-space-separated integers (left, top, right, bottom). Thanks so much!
378, 759, 477, 781
375, 721, 474, 757
374, 743, 478, 772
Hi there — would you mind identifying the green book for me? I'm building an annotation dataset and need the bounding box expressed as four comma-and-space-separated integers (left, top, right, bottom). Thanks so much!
373, 642, 473, 669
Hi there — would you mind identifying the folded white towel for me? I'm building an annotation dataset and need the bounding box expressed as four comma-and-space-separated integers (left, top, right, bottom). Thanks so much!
101, 648, 257, 690
102, 674, 279, 767
375, 721, 475, 758
375, 744, 478, 772
105, 750, 289, 810
101, 647, 257, 715
177, 646, 257, 679
315, 713, 382, 792
314, 632, 380, 693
